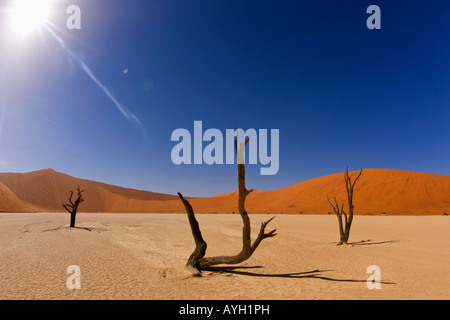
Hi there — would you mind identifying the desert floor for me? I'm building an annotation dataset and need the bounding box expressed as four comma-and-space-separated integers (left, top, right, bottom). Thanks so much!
0, 212, 448, 300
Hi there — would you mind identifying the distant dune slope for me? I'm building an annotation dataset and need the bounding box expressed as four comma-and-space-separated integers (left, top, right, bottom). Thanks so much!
0, 169, 178, 212
0, 168, 449, 215
0, 181, 35, 212
241, 169, 450, 215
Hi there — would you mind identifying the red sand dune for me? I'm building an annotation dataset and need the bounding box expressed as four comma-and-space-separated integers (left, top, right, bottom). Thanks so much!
243, 169, 450, 215
0, 168, 449, 215
0, 169, 178, 213
0, 180, 35, 213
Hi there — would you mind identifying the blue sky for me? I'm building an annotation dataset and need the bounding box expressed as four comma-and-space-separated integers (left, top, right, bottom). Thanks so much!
0, 0, 449, 196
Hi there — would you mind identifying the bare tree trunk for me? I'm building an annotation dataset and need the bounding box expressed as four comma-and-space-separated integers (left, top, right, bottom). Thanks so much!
63, 186, 85, 228
70, 211, 76, 228
327, 167, 362, 245
327, 196, 346, 245
179, 135, 277, 276
177, 192, 207, 276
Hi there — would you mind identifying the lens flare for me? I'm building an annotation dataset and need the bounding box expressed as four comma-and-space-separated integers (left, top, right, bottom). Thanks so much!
10, 0, 51, 35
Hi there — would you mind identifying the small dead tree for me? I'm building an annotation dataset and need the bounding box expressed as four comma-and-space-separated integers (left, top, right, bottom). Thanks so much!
178, 134, 277, 276
63, 186, 85, 228
327, 167, 362, 246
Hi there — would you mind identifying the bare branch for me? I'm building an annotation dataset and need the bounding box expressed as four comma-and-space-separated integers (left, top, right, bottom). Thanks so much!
62, 204, 72, 214
352, 168, 363, 189
68, 190, 74, 206
251, 216, 277, 252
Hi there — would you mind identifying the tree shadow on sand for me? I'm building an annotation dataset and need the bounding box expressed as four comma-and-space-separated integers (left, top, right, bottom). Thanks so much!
205, 266, 396, 285
21, 222, 105, 233
348, 239, 399, 246
41, 225, 92, 232
71, 226, 92, 232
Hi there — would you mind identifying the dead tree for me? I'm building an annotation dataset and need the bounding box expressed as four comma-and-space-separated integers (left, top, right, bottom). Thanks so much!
327, 167, 362, 246
178, 134, 277, 276
63, 186, 85, 228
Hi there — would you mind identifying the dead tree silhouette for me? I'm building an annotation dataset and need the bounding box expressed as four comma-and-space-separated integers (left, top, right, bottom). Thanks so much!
327, 167, 363, 246
178, 133, 277, 276
63, 186, 85, 228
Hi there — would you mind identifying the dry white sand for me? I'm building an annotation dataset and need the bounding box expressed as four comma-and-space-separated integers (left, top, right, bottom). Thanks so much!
0, 213, 448, 300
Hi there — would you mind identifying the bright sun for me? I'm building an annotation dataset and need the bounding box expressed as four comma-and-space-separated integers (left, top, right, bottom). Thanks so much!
10, 0, 51, 35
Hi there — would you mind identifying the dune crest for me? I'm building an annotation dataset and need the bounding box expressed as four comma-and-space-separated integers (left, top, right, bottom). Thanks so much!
213, 189, 264, 198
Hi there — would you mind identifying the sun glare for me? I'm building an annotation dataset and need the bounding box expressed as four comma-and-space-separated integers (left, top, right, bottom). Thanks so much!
10, 0, 51, 35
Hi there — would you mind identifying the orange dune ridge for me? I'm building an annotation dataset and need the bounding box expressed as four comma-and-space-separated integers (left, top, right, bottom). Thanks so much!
0, 168, 449, 215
